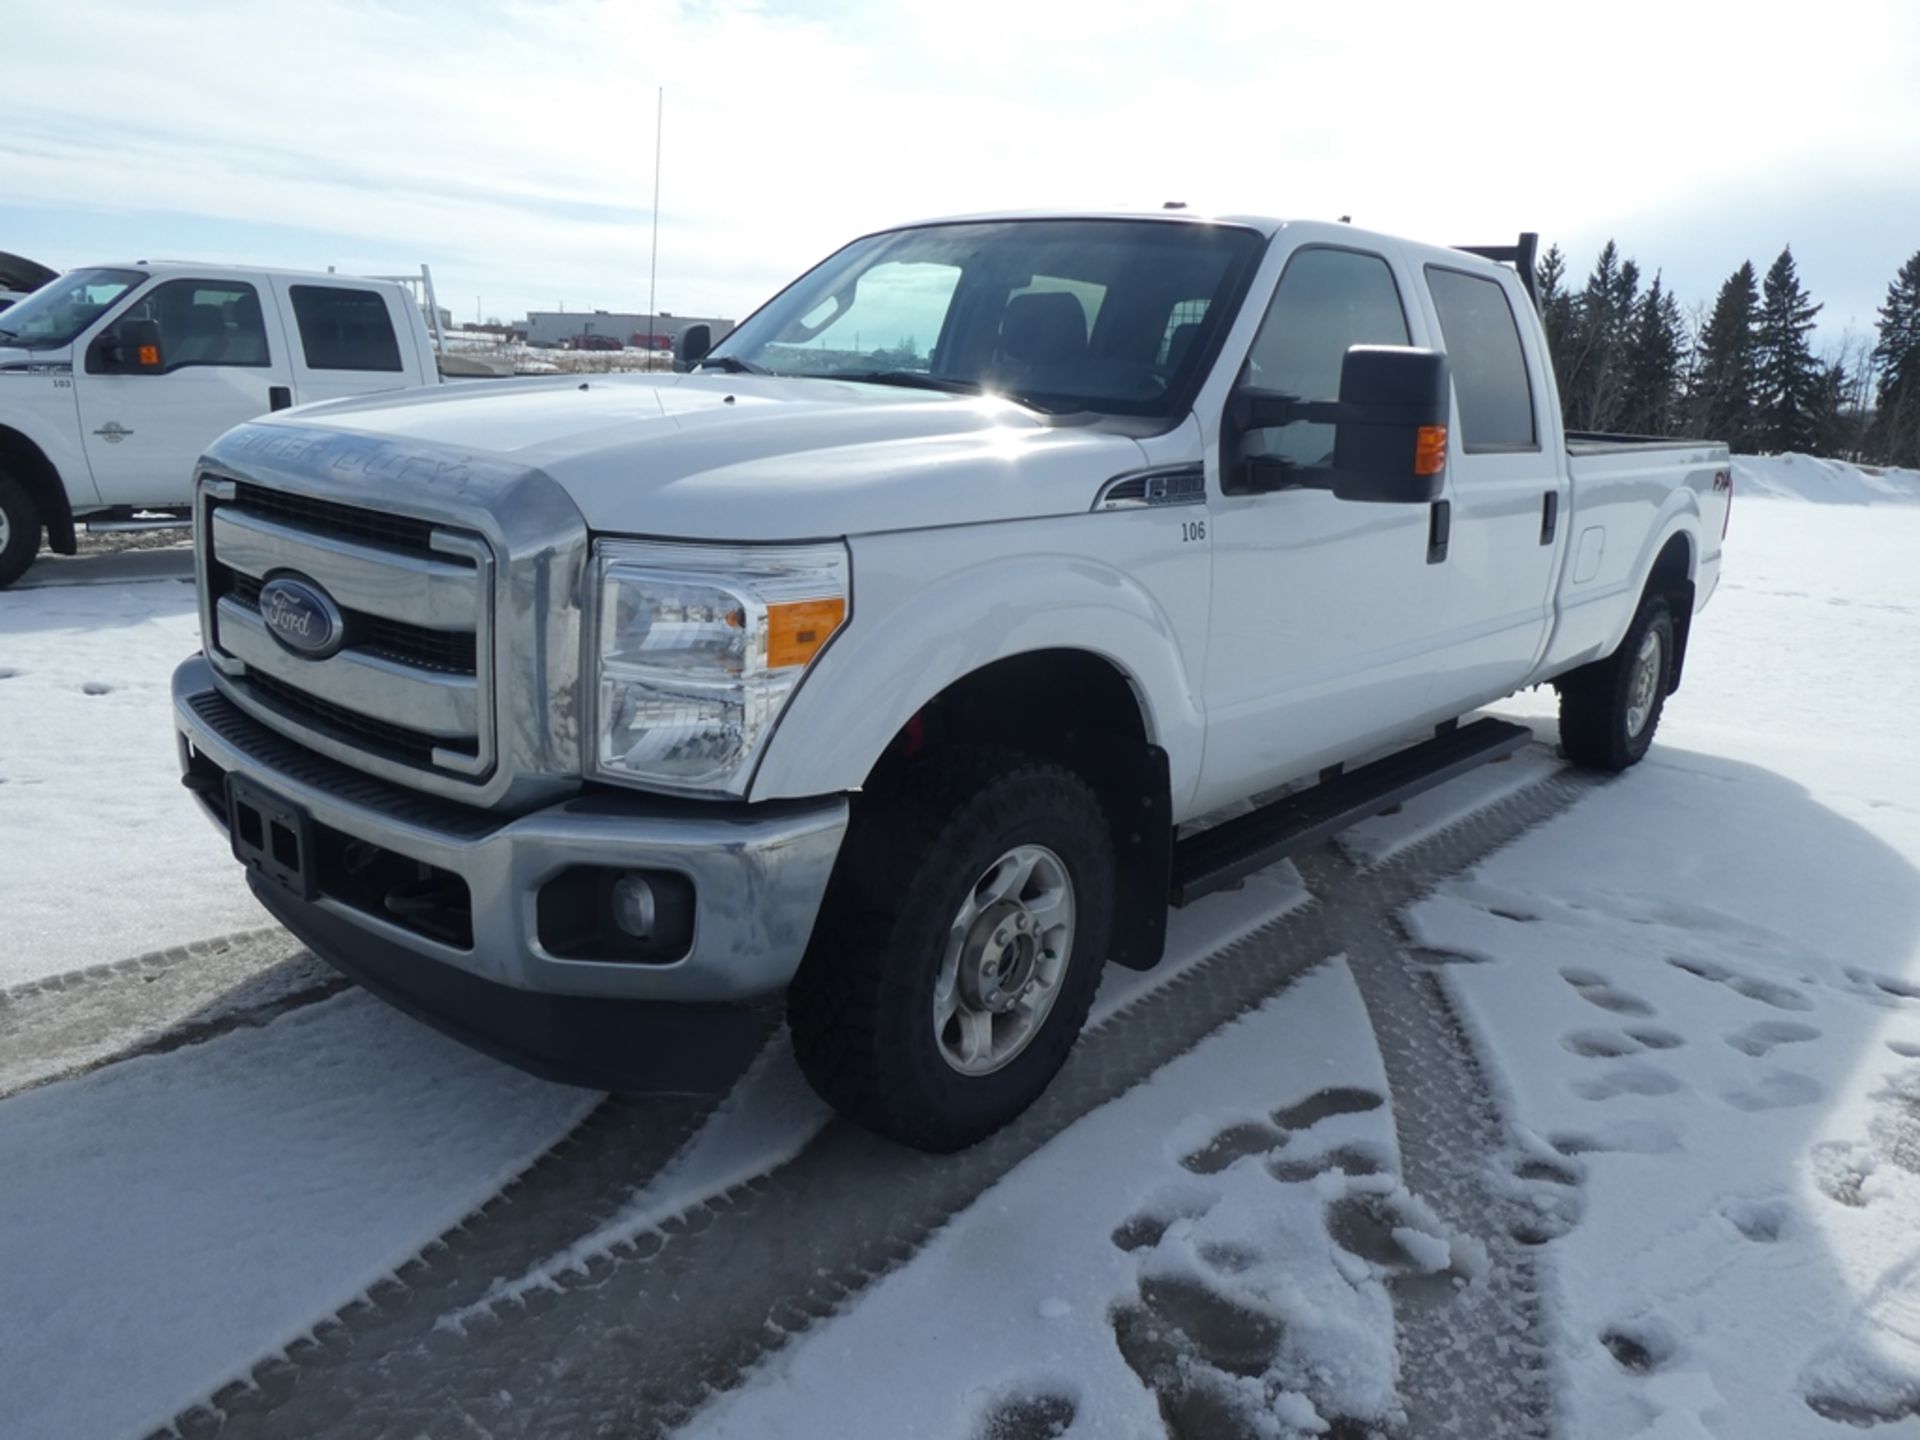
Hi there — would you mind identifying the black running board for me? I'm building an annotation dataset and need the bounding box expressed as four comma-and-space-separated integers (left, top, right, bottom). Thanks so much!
1170, 718, 1534, 905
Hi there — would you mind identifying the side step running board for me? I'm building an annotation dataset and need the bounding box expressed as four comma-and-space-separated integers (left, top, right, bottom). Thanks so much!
1169, 718, 1534, 905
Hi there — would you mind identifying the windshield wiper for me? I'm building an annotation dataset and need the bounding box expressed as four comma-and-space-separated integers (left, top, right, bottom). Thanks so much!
696, 354, 767, 375
830, 370, 1059, 413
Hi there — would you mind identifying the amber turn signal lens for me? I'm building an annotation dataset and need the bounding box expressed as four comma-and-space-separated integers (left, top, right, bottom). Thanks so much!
1414, 424, 1448, 477
138, 345, 160, 367
766, 596, 847, 669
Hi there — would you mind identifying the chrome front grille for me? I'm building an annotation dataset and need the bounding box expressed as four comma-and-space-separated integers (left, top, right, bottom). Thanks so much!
201, 475, 496, 785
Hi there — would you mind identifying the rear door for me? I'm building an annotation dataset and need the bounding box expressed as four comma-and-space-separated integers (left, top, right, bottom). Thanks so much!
270, 280, 420, 403
1416, 264, 1564, 712
74, 275, 295, 506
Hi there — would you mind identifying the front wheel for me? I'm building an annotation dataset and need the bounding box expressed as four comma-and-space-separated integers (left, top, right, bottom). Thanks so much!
787, 747, 1114, 1152
1556, 595, 1675, 772
0, 473, 41, 589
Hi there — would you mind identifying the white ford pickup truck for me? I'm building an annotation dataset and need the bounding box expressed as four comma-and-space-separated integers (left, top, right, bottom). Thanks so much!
0, 263, 439, 585
172, 211, 1730, 1150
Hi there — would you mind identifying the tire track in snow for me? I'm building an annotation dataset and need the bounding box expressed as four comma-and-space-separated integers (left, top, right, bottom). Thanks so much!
0, 928, 328, 1098
165, 754, 1597, 1440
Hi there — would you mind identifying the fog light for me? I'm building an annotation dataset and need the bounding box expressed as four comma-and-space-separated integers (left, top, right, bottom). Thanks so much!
611, 872, 658, 940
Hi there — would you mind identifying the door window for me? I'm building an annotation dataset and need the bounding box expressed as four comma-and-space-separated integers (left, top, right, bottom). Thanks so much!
1245, 248, 1410, 469
117, 279, 271, 371
289, 286, 403, 372
1423, 267, 1537, 451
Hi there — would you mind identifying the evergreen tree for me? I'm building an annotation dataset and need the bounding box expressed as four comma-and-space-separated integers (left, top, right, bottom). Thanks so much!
1619, 274, 1687, 435
1871, 250, 1920, 467
1534, 244, 1576, 382
1689, 262, 1761, 451
1754, 247, 1824, 453
1560, 241, 1640, 431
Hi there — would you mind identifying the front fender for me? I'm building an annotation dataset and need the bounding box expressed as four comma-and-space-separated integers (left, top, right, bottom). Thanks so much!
750, 518, 1208, 811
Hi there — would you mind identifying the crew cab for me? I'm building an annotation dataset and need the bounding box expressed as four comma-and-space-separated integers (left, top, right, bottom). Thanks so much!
0, 263, 440, 585
171, 211, 1730, 1151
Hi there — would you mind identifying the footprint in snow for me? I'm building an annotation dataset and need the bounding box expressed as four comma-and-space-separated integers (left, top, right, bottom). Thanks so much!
1551, 1120, 1682, 1157
0, 668, 19, 680
1110, 1191, 1218, 1253
1723, 1071, 1824, 1112
1562, 1025, 1686, 1059
1180, 1121, 1287, 1175
81, 681, 116, 696
1667, 956, 1814, 1012
1561, 967, 1656, 1017
1847, 967, 1920, 1004
1270, 1086, 1385, 1129
1600, 1317, 1680, 1375
1571, 1064, 1684, 1102
1719, 1195, 1791, 1243
1888, 1039, 1920, 1059
1727, 1020, 1821, 1057
974, 1389, 1078, 1440
1268, 1143, 1389, 1184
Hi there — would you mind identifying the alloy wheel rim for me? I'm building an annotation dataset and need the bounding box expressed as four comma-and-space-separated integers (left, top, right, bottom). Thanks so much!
932, 844, 1076, 1076
1626, 629, 1663, 739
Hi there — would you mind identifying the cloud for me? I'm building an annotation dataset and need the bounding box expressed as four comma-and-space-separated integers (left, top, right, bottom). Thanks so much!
3, 0, 1916, 332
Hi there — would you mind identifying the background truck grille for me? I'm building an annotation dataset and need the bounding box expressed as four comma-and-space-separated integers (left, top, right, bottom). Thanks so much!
202, 476, 496, 784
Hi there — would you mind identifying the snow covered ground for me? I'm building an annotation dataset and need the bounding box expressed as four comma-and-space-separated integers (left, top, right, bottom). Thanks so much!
1, 457, 1917, 1439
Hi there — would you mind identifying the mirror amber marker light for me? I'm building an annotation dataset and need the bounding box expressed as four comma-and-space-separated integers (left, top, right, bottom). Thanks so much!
1415, 424, 1448, 477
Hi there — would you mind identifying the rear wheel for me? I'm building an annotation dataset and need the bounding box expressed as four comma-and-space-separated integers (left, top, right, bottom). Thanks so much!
0, 472, 40, 589
788, 746, 1114, 1152
1557, 594, 1674, 772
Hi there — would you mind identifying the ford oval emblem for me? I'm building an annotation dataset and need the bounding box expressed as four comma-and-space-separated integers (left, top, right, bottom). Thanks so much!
258, 575, 346, 660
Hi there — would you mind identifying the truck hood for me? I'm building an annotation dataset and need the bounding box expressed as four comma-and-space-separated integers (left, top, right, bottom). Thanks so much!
226, 373, 1156, 539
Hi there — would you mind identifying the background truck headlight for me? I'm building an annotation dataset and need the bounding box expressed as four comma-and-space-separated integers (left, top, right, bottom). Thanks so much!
589, 540, 849, 795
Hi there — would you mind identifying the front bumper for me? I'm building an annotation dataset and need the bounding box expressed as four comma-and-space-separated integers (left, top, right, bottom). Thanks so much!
172, 655, 848, 1090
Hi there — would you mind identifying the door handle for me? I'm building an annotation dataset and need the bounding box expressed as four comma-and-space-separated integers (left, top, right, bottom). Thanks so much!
1427, 500, 1451, 564
269, 385, 292, 412
1540, 491, 1559, 545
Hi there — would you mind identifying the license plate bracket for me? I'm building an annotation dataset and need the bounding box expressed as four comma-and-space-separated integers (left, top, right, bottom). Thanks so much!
226, 774, 317, 901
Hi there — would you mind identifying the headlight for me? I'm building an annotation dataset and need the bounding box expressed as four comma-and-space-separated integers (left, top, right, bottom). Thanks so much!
589, 539, 849, 795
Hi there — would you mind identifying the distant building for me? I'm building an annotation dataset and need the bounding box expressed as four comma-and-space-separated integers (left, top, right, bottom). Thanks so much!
524, 309, 734, 350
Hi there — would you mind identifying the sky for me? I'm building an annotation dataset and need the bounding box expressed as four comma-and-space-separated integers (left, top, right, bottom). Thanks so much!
3, 0, 1918, 354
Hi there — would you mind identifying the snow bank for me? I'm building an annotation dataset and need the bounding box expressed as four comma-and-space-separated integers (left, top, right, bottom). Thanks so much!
1731, 452, 1920, 505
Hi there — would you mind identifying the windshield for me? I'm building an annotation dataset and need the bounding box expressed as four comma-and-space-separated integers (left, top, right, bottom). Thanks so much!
704, 220, 1263, 417
0, 267, 147, 348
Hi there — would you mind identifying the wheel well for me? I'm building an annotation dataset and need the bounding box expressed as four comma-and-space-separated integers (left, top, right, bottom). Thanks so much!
0, 425, 76, 554
865, 650, 1172, 972
1647, 532, 1696, 694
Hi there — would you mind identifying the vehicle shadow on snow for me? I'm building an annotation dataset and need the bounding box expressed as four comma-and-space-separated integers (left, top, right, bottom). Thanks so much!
1430, 734, 1920, 1429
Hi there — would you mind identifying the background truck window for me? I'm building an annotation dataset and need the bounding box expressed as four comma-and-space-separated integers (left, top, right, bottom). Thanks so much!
121, 280, 271, 370
1424, 266, 1538, 452
1246, 248, 1410, 470
289, 286, 404, 372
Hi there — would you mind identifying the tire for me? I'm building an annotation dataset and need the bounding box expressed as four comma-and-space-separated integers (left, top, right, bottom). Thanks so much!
0, 472, 40, 590
1557, 594, 1675, 772
788, 746, 1115, 1152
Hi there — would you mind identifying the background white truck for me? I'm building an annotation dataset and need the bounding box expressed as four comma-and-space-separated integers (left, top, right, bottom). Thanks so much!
0, 263, 440, 585
171, 211, 1730, 1151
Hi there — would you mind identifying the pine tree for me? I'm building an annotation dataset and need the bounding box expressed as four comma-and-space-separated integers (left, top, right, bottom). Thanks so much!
1754, 247, 1824, 454
1560, 242, 1640, 431
1534, 244, 1576, 382
1619, 275, 1687, 435
1871, 250, 1920, 467
1689, 262, 1761, 451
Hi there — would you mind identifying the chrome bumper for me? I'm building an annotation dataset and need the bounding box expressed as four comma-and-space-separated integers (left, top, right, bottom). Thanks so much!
172, 655, 848, 1006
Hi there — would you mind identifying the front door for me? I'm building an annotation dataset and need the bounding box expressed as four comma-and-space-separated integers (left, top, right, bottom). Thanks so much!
1197, 243, 1457, 812
74, 276, 293, 507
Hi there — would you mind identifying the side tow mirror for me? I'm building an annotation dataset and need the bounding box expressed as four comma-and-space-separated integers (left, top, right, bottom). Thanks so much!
90, 317, 165, 376
1327, 345, 1450, 504
673, 323, 712, 372
1226, 345, 1451, 503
